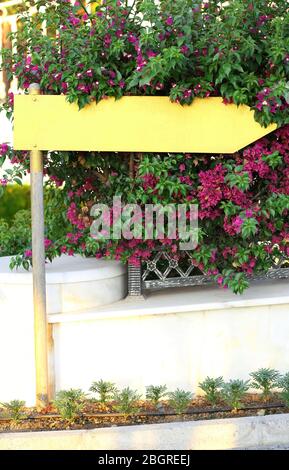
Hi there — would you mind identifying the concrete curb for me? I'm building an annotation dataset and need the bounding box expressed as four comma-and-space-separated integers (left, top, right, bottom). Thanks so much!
1, 413, 289, 450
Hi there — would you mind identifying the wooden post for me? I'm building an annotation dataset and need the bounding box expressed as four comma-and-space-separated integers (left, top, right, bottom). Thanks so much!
47, 324, 55, 401
29, 83, 49, 409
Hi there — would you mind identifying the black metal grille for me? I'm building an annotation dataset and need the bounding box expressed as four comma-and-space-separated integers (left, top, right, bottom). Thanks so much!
128, 251, 289, 296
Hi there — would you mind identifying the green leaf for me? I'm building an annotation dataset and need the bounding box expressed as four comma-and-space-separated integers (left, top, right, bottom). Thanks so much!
241, 218, 258, 239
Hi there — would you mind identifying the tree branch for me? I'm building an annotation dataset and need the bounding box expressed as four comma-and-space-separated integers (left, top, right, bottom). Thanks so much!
78, 1, 90, 16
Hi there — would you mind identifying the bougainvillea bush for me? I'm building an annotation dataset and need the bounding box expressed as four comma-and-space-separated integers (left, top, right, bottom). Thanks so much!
1, 0, 289, 126
0, 0, 289, 294
1, 126, 289, 293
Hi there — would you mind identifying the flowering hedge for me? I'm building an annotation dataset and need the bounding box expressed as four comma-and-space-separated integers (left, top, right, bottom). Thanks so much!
0, 0, 289, 294
1, 0, 289, 126
1, 126, 289, 293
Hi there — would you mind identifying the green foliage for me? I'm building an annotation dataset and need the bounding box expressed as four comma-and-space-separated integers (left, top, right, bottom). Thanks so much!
199, 377, 224, 407
0, 148, 26, 194
89, 380, 118, 404
146, 385, 168, 406
113, 387, 142, 416
225, 172, 251, 192
278, 373, 289, 407
0, 2, 288, 296
241, 218, 259, 239
1, 0, 289, 127
0, 187, 70, 264
262, 152, 283, 169
168, 389, 193, 414
0, 210, 31, 257
218, 270, 250, 295
250, 368, 280, 400
0, 400, 26, 422
221, 380, 250, 411
0, 185, 30, 221
53, 389, 86, 422
44, 187, 71, 243
263, 193, 289, 218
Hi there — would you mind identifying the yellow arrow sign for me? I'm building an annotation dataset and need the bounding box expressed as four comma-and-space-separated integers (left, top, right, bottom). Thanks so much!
14, 95, 277, 153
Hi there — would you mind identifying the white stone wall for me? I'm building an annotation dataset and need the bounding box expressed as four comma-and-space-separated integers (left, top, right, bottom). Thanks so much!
0, 255, 127, 405
0, 288, 36, 405
53, 301, 289, 398
0, 253, 288, 405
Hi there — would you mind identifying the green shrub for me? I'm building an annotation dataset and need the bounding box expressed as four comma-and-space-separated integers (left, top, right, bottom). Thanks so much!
89, 380, 117, 404
113, 388, 142, 416
0, 400, 26, 422
0, 184, 30, 221
168, 389, 193, 414
146, 385, 168, 406
0, 186, 70, 260
221, 380, 250, 412
0, 210, 31, 257
3, 0, 288, 128
43, 187, 71, 242
199, 376, 224, 407
53, 389, 86, 423
1, 2, 288, 291
278, 373, 289, 407
250, 368, 280, 401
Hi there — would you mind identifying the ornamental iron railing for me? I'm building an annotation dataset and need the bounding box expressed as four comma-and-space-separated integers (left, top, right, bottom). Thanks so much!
128, 250, 289, 296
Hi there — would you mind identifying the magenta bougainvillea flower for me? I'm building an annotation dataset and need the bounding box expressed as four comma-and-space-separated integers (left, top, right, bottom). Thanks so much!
1, 0, 287, 126
0, 1, 288, 294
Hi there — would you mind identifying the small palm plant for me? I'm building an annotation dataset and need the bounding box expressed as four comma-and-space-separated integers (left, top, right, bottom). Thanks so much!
168, 389, 193, 415
53, 389, 86, 423
113, 387, 142, 416
0, 400, 26, 422
199, 376, 224, 407
90, 380, 117, 404
221, 380, 250, 412
146, 385, 168, 407
278, 373, 289, 407
250, 368, 280, 401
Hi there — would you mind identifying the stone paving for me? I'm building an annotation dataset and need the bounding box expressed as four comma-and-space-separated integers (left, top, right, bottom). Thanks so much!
242, 445, 289, 450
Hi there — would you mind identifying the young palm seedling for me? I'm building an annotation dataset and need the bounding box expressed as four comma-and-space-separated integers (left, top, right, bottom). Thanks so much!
53, 389, 86, 423
146, 385, 168, 407
168, 389, 193, 415
221, 380, 250, 412
199, 376, 224, 407
90, 380, 118, 404
113, 387, 142, 416
278, 373, 289, 407
250, 368, 280, 401
0, 400, 26, 422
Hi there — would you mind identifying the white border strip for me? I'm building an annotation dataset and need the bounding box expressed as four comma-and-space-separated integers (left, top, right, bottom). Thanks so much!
49, 292, 289, 324
1, 413, 289, 450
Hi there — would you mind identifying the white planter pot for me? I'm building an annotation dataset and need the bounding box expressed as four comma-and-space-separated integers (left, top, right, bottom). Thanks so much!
0, 255, 127, 314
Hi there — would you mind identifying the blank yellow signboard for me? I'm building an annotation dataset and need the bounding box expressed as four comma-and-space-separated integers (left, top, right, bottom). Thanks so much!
14, 96, 277, 153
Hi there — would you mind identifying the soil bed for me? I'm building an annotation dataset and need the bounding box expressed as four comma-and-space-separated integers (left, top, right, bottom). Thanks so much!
0, 394, 287, 434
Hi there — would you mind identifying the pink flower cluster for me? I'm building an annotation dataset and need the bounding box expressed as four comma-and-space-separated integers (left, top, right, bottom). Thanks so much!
256, 88, 279, 114
198, 164, 226, 209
